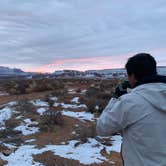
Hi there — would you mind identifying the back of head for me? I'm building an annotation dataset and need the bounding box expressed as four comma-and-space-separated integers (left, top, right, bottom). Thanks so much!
125, 53, 157, 81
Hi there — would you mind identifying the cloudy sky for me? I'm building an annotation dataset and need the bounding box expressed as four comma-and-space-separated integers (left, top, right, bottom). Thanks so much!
0, 0, 166, 72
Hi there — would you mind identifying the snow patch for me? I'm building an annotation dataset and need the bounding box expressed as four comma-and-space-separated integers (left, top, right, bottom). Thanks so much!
68, 89, 76, 94
62, 110, 95, 121
0, 136, 122, 165
7, 101, 18, 107
61, 103, 87, 109
45, 139, 106, 164
14, 119, 39, 136
71, 97, 80, 104
3, 143, 17, 149
72, 131, 76, 135
0, 107, 12, 125
0, 145, 44, 166
25, 139, 36, 143
36, 108, 47, 116
81, 89, 87, 94
50, 96, 58, 101
53, 102, 60, 107
16, 115, 23, 120
95, 105, 99, 110
31, 100, 48, 107
97, 135, 122, 153
53, 102, 87, 109
108, 135, 122, 153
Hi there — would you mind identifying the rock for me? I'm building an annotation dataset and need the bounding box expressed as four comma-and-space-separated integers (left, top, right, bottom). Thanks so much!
0, 144, 15, 157
2, 149, 15, 156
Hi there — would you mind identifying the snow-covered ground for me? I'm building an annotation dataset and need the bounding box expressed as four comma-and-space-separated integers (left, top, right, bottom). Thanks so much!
0, 107, 13, 131
36, 108, 47, 116
71, 97, 80, 104
0, 107, 12, 126
6, 101, 18, 107
0, 98, 123, 165
14, 119, 39, 136
62, 110, 95, 121
54, 102, 87, 109
81, 89, 87, 94
0, 136, 122, 165
68, 89, 77, 94
31, 100, 48, 107
32, 98, 87, 110
61, 103, 87, 109
25, 139, 36, 143
49, 96, 58, 101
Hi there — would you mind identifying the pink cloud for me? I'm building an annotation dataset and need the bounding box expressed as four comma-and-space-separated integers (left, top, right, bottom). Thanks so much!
24, 54, 129, 73
3, 48, 165, 73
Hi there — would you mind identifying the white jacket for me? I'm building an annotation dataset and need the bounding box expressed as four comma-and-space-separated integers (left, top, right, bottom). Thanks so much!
97, 83, 166, 166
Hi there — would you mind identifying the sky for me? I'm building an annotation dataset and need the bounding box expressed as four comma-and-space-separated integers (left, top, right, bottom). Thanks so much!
0, 0, 166, 73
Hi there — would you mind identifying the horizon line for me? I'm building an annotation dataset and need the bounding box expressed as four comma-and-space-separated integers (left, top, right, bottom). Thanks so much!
0, 65, 166, 74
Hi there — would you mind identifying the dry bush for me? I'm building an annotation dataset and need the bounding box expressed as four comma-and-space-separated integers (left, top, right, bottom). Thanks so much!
40, 111, 64, 131
3, 80, 19, 95
47, 99, 55, 108
50, 89, 70, 104
3, 80, 30, 95
2, 78, 66, 94
49, 90, 65, 97
14, 99, 35, 114
43, 95, 55, 108
3, 136, 23, 146
28, 79, 65, 92
76, 88, 81, 93
81, 79, 120, 114
0, 129, 21, 139
15, 80, 29, 94
0, 128, 23, 147
5, 119, 20, 130
73, 123, 96, 143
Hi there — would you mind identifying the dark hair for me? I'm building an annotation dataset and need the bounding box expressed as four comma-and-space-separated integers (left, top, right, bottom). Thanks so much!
125, 53, 157, 81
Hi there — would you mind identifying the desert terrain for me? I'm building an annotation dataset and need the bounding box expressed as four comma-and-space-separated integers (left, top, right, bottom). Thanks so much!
0, 78, 123, 166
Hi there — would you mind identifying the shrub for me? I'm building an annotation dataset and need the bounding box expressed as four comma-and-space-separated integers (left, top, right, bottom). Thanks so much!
74, 123, 96, 143
5, 119, 20, 130
83, 80, 118, 114
43, 95, 55, 108
14, 99, 35, 114
29, 79, 65, 92
41, 111, 64, 126
3, 80, 30, 95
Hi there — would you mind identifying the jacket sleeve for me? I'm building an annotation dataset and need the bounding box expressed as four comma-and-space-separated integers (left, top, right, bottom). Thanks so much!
96, 97, 129, 136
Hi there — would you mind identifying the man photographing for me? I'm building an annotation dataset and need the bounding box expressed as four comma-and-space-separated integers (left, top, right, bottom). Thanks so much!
97, 53, 166, 166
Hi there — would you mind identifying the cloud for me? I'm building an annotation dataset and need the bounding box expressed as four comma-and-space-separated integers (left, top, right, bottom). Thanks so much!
0, 0, 166, 71
25, 54, 129, 72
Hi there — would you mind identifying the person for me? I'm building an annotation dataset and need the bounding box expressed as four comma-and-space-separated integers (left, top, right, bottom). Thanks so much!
96, 53, 166, 166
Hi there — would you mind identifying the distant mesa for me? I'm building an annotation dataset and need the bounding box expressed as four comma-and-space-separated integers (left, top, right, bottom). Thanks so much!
0, 66, 165, 79
0, 66, 30, 79
0, 66, 26, 75
53, 66, 166, 78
